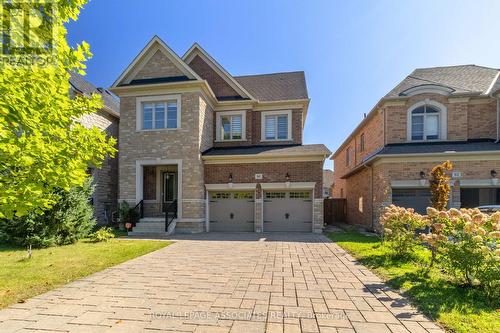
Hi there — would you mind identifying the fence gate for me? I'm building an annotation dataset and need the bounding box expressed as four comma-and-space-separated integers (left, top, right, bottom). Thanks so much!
324, 198, 346, 224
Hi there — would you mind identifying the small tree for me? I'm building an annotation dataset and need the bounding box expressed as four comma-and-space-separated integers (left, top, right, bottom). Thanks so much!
426, 161, 453, 267
430, 161, 453, 210
0, 0, 116, 219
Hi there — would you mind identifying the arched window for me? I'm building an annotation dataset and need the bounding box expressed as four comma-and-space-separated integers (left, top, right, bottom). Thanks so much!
407, 101, 447, 141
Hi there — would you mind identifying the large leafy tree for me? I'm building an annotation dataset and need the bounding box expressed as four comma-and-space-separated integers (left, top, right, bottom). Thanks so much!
0, 0, 116, 218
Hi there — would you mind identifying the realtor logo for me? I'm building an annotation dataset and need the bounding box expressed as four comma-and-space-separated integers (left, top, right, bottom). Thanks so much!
0, 0, 57, 67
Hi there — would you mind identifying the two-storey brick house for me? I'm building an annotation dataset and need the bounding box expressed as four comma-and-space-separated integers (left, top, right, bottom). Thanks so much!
332, 65, 500, 230
110, 36, 330, 234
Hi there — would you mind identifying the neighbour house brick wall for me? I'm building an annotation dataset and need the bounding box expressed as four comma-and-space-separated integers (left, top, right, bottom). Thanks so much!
188, 55, 241, 98
345, 159, 500, 230
78, 109, 119, 224
204, 161, 323, 198
467, 99, 497, 139
384, 94, 497, 144
133, 49, 184, 80
332, 110, 384, 198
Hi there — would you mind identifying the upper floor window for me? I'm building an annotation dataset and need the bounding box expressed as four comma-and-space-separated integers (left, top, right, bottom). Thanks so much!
261, 110, 292, 141
346, 146, 352, 166
136, 95, 181, 131
216, 110, 246, 141
407, 101, 447, 141
360, 133, 365, 152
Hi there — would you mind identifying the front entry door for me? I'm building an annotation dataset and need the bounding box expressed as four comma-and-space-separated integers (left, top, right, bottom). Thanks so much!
162, 172, 177, 211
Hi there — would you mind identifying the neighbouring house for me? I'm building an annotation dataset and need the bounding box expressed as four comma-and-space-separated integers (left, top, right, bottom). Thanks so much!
109, 36, 330, 234
332, 65, 500, 230
70, 73, 120, 225
323, 169, 334, 197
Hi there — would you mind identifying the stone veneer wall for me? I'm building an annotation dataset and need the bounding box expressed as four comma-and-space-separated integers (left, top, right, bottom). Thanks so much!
118, 92, 209, 232
78, 109, 119, 224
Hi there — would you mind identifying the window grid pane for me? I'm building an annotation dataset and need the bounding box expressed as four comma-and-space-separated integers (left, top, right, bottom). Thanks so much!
154, 103, 165, 129
411, 115, 424, 140
167, 100, 177, 129
143, 103, 153, 129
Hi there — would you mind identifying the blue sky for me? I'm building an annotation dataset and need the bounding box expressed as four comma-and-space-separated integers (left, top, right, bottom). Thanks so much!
67, 0, 500, 169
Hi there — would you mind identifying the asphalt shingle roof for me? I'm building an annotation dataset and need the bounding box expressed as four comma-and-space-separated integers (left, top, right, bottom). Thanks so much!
202, 144, 330, 157
234, 71, 308, 101
70, 72, 120, 114
385, 65, 500, 98
377, 140, 500, 156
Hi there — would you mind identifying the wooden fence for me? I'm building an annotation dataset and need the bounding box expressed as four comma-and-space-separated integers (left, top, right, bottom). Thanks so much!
324, 198, 347, 225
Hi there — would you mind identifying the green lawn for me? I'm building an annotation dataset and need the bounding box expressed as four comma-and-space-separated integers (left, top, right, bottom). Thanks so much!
328, 231, 500, 333
0, 238, 170, 309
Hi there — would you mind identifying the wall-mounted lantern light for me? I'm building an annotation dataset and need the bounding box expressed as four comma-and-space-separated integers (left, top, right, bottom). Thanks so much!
491, 170, 498, 185
419, 171, 427, 186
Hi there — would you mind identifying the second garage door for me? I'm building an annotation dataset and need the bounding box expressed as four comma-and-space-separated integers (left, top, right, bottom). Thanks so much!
263, 191, 312, 232
392, 188, 431, 214
209, 192, 255, 232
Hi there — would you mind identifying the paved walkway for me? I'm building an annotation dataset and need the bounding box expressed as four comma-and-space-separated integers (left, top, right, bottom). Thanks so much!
0, 233, 443, 333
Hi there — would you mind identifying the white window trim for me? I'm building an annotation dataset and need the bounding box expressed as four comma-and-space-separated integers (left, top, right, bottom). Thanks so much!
215, 110, 246, 141
136, 94, 181, 131
261, 110, 293, 142
406, 99, 447, 142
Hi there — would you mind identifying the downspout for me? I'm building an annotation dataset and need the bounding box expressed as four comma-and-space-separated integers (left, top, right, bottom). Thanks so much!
496, 96, 499, 143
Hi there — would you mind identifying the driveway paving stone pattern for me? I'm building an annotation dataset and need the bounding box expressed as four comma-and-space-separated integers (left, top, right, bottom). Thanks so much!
0, 233, 444, 333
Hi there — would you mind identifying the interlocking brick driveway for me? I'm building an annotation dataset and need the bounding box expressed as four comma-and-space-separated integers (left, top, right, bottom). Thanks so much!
0, 233, 443, 333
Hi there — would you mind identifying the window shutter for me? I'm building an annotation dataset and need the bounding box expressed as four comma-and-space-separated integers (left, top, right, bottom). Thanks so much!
231, 115, 242, 139
265, 116, 276, 139
277, 115, 288, 139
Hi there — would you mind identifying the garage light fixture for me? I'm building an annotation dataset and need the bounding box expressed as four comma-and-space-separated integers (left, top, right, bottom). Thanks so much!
491, 170, 497, 178
419, 171, 427, 186
492, 170, 498, 185
228, 173, 233, 183
285, 173, 290, 181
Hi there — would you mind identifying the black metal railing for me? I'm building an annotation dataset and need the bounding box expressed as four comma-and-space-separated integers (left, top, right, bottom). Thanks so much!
165, 199, 178, 232
132, 200, 144, 226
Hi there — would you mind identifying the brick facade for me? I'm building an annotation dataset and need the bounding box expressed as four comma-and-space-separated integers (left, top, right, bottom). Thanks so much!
333, 90, 500, 230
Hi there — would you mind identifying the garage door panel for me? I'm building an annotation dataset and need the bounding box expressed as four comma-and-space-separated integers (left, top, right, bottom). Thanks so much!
209, 192, 254, 232
263, 191, 312, 232
392, 188, 431, 214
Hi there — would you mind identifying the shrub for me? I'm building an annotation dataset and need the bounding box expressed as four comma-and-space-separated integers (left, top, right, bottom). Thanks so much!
379, 205, 427, 256
88, 227, 115, 242
118, 201, 140, 227
422, 208, 500, 300
0, 178, 96, 247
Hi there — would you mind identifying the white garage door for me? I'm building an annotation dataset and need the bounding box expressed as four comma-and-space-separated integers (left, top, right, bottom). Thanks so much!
263, 191, 313, 232
209, 192, 255, 232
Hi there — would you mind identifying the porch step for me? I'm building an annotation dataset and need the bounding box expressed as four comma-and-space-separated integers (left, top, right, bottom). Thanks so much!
128, 218, 177, 236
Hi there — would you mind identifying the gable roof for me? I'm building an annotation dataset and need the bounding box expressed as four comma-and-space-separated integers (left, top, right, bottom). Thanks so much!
182, 43, 255, 100
234, 71, 308, 101
70, 72, 119, 116
386, 65, 500, 98
111, 36, 202, 87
